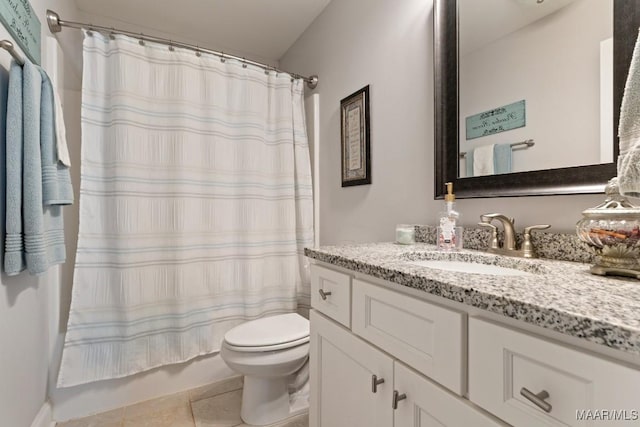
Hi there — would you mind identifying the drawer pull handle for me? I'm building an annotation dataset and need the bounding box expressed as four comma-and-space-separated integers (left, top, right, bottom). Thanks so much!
520, 387, 552, 413
392, 390, 407, 409
371, 375, 385, 393
318, 289, 332, 300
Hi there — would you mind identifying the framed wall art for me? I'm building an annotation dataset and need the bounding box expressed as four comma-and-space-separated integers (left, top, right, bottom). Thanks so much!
340, 85, 371, 186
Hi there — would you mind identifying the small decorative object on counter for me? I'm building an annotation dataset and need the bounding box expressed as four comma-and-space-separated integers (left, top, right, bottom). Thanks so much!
396, 224, 415, 245
437, 182, 462, 251
576, 177, 640, 279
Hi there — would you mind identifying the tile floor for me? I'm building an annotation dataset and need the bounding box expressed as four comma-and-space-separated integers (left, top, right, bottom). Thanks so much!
56, 376, 309, 427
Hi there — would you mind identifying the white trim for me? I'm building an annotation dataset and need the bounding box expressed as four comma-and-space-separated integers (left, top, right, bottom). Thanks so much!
30, 401, 55, 427
600, 37, 613, 163
304, 93, 320, 248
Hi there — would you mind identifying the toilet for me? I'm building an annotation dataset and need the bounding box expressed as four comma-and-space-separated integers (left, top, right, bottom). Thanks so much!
220, 313, 310, 426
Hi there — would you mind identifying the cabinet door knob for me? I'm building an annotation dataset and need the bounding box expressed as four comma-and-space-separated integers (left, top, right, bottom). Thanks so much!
520, 387, 552, 413
318, 289, 332, 300
371, 375, 385, 393
392, 390, 407, 409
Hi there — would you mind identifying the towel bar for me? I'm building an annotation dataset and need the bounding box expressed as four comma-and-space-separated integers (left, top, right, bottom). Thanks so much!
460, 139, 534, 158
0, 40, 25, 65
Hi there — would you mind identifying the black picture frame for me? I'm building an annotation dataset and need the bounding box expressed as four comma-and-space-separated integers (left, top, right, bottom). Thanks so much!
434, 0, 640, 199
341, 85, 371, 187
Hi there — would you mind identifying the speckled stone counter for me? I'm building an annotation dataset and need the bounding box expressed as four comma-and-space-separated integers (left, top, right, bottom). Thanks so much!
304, 242, 640, 356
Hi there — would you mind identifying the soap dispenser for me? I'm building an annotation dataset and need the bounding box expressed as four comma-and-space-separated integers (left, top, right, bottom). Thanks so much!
437, 182, 461, 251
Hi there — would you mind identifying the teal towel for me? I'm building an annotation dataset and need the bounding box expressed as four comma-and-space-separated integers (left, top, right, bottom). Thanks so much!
493, 143, 512, 175
4, 60, 69, 276
39, 69, 73, 205
23, 59, 49, 274
4, 61, 25, 275
465, 149, 474, 178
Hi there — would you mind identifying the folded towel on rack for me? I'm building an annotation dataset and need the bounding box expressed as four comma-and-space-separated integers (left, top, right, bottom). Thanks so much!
39, 68, 73, 205
494, 143, 512, 175
52, 85, 71, 167
473, 144, 495, 176
4, 61, 25, 275
618, 29, 640, 197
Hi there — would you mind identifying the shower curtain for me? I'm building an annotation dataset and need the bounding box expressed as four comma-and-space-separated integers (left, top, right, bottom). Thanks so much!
57, 31, 313, 387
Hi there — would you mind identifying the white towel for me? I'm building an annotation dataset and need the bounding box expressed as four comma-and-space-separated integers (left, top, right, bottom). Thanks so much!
473, 144, 495, 176
52, 85, 71, 166
617, 29, 640, 196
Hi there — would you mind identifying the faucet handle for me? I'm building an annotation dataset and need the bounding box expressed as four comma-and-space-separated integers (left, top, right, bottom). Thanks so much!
477, 222, 499, 249
523, 224, 551, 235
522, 225, 550, 258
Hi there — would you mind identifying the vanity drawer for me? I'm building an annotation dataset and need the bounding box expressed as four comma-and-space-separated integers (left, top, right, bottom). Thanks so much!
310, 264, 351, 328
351, 279, 465, 395
469, 318, 640, 426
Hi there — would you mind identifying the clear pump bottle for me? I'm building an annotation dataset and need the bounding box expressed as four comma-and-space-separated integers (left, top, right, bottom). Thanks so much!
437, 182, 461, 251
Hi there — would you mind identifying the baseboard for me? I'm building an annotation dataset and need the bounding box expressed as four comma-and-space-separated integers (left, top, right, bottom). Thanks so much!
31, 401, 55, 427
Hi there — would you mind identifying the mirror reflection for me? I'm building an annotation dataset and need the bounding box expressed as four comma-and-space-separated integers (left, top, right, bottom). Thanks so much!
458, 0, 613, 178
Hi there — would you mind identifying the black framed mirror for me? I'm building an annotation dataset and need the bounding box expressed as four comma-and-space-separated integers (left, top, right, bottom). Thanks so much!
434, 0, 640, 199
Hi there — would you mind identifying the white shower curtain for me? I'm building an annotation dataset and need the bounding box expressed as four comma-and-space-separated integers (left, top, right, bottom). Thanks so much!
57, 32, 313, 387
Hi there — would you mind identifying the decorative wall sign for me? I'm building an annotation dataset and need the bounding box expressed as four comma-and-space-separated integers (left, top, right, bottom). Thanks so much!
341, 85, 371, 186
0, 0, 41, 64
465, 100, 525, 140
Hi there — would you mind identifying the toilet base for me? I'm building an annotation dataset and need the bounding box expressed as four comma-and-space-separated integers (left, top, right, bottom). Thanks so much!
240, 375, 308, 426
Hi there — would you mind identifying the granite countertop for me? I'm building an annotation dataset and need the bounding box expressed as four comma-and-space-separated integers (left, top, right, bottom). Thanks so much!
305, 242, 640, 357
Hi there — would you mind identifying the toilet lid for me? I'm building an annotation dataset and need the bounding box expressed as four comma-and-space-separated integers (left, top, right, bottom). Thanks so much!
224, 313, 309, 348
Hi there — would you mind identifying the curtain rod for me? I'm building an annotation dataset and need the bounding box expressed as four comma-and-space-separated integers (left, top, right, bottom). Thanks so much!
0, 40, 25, 65
46, 9, 318, 89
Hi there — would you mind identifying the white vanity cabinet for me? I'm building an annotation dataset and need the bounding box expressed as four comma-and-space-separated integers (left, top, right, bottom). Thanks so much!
394, 362, 504, 427
310, 311, 503, 427
469, 318, 640, 427
310, 310, 393, 427
309, 263, 505, 427
311, 264, 352, 328
308, 258, 640, 427
351, 279, 465, 395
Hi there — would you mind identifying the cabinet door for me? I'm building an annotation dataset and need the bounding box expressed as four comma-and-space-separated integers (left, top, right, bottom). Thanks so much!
310, 310, 393, 427
394, 362, 507, 427
352, 279, 465, 394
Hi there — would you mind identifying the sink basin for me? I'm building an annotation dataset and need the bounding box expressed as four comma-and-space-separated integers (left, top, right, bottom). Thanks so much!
407, 259, 534, 276
401, 251, 548, 276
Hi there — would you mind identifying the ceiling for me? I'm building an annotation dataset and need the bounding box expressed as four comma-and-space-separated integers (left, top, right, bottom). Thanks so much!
73, 0, 332, 63
459, 0, 578, 56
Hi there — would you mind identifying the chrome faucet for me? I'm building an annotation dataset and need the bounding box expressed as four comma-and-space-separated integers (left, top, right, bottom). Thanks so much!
479, 213, 550, 258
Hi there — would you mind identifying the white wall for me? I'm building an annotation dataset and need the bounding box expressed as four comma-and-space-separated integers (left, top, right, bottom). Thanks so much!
459, 0, 612, 174
280, 0, 610, 242
0, 1, 81, 426
280, 0, 433, 244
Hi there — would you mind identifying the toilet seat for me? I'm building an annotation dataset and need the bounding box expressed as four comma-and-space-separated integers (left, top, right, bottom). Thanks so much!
223, 335, 310, 352
223, 313, 310, 353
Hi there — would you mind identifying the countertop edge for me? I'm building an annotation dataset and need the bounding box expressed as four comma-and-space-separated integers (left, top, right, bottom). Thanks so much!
304, 247, 640, 357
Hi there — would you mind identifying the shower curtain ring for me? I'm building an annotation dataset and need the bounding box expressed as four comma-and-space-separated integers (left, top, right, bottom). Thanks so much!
195, 46, 201, 57
109, 28, 115, 40
220, 53, 226, 63
168, 40, 175, 52
242, 58, 247, 68
139, 34, 145, 46
86, 25, 93, 37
